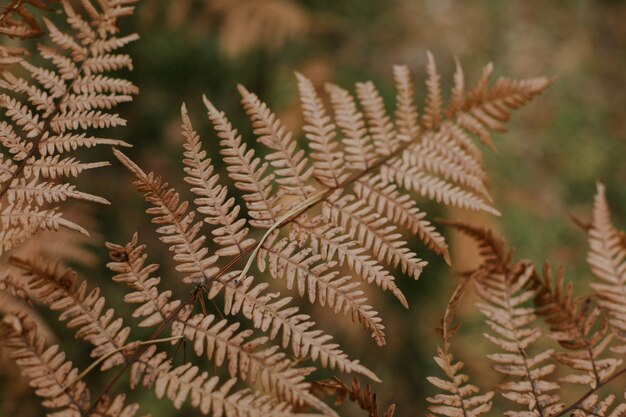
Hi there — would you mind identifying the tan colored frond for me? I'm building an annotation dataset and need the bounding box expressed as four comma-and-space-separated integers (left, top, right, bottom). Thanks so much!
130, 345, 303, 417
325, 83, 377, 172
114, 149, 219, 285
587, 183, 626, 351
239, 84, 315, 200
454, 224, 563, 417
290, 215, 408, 308
106, 234, 181, 328
181, 103, 256, 257
11, 256, 131, 370
393, 64, 420, 141
173, 308, 336, 416
422, 51, 443, 130
314, 377, 395, 417
204, 95, 282, 229
382, 159, 499, 215
444, 58, 465, 118
206, 271, 380, 381
427, 347, 494, 417
1, 313, 91, 416
90, 394, 142, 417
534, 263, 622, 388
8, 178, 109, 205
25, 156, 109, 179
258, 234, 387, 346
354, 174, 450, 264
356, 80, 399, 156
296, 72, 347, 188
0, 0, 59, 39
324, 191, 428, 280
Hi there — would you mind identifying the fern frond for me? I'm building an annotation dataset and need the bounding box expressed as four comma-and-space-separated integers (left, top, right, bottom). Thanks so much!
422, 51, 443, 130
106, 234, 182, 328
323, 191, 428, 280
571, 393, 626, 417
290, 214, 407, 307
1, 313, 91, 416
427, 279, 494, 417
393, 64, 420, 141
356, 80, 399, 156
453, 223, 563, 417
181, 103, 257, 257
325, 83, 377, 172
239, 84, 315, 200
296, 72, 347, 188
130, 345, 310, 417
534, 263, 622, 388
587, 183, 626, 352
173, 308, 337, 416
0, 0, 59, 38
10, 256, 132, 370
204, 95, 282, 229
206, 270, 379, 381
114, 149, 220, 285
354, 173, 450, 264
258, 234, 387, 346
0, 0, 137, 254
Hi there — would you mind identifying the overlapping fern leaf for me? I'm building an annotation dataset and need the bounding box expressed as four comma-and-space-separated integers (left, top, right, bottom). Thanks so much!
0, 0, 59, 38
427, 278, 494, 417
0, 0, 138, 254
586, 183, 626, 353
107, 58, 549, 415
450, 223, 564, 417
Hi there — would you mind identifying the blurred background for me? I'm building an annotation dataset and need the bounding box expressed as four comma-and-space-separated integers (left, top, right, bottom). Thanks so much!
3, 0, 626, 416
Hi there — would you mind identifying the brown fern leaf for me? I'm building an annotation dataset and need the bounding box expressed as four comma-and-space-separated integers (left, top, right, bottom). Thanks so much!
323, 190, 427, 280
296, 72, 348, 188
181, 103, 257, 257
10, 256, 132, 370
239, 84, 315, 200
204, 95, 282, 229
172, 307, 338, 416
356, 80, 400, 156
0, 0, 137, 254
1, 313, 91, 416
129, 345, 310, 417
393, 64, 420, 142
427, 279, 494, 417
290, 214, 407, 307
206, 270, 379, 381
313, 377, 395, 417
114, 149, 220, 285
258, 233, 386, 346
533, 263, 622, 388
105, 234, 181, 328
452, 223, 564, 417
90, 394, 143, 417
587, 183, 626, 352
422, 51, 443, 131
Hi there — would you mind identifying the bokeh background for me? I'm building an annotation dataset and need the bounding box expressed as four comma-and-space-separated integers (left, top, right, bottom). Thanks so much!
3, 0, 626, 416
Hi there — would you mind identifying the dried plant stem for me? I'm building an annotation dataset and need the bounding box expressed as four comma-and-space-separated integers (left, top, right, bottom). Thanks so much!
85, 291, 197, 415
554, 366, 626, 417
65, 335, 183, 390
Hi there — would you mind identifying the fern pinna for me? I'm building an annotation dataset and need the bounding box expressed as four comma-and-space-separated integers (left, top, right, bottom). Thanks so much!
65, 56, 548, 416
432, 200, 626, 417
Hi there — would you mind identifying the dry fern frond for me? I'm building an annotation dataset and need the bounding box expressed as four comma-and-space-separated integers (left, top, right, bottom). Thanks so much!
10, 256, 132, 371
313, 377, 395, 417
570, 393, 626, 417
451, 223, 564, 417
0, 0, 137, 254
587, 183, 626, 352
427, 278, 494, 417
0, 0, 59, 38
108, 58, 549, 416
533, 263, 623, 388
1, 313, 142, 417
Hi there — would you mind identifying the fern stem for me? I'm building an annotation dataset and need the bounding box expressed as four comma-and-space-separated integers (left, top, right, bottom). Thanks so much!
84, 290, 198, 415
